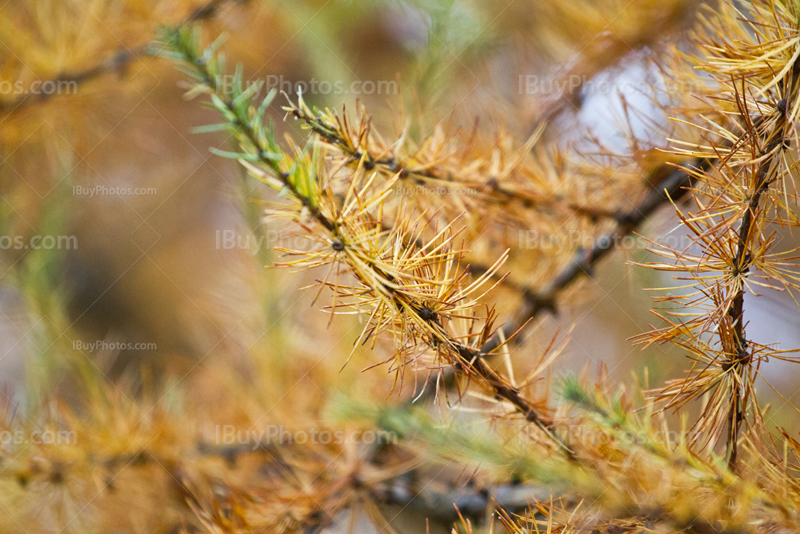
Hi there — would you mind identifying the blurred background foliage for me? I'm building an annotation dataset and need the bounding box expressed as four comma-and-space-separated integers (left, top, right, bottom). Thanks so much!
0, 0, 799, 531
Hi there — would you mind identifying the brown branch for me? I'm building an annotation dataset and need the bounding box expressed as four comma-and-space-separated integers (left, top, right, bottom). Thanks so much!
501, 162, 698, 346
371, 478, 745, 534
413, 161, 699, 409
174, 44, 568, 450
0, 0, 245, 115
291, 102, 704, 443
372, 479, 551, 521
724, 71, 797, 472
290, 105, 621, 222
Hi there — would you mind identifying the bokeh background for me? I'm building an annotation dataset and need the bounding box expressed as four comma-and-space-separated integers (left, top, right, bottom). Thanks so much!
1, 1, 799, 531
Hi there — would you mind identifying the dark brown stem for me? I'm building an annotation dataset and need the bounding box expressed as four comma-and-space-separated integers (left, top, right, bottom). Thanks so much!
723, 60, 799, 471
291, 105, 621, 222
294, 104, 702, 438
725, 113, 789, 472
182, 52, 566, 449
413, 162, 699, 411
452, 343, 564, 447
371, 477, 744, 534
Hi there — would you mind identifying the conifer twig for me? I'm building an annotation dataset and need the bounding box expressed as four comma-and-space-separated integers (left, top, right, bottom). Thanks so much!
488, 162, 697, 352
725, 61, 799, 471
413, 161, 700, 404
634, 0, 800, 469
288, 102, 620, 223
161, 28, 565, 449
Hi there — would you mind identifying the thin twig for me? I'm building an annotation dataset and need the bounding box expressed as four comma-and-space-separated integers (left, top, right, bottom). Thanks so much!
725, 65, 798, 471
289, 104, 621, 222
170, 38, 566, 450
413, 161, 700, 405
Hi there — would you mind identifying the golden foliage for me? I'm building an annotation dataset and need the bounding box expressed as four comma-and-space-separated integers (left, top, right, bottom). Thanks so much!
2, 1, 800, 534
